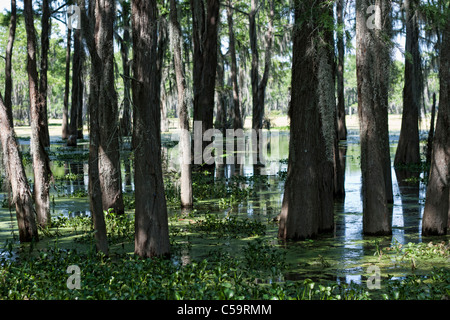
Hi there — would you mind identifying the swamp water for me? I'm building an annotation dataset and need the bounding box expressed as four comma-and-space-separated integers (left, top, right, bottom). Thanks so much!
0, 129, 448, 288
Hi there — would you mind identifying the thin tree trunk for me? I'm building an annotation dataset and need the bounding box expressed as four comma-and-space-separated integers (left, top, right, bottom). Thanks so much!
39, 0, 51, 147
422, 18, 450, 236
250, 0, 273, 166
170, 0, 193, 208
336, 0, 347, 140
118, 1, 132, 137
62, 27, 71, 140
356, 0, 393, 235
227, 0, 242, 131
132, 0, 170, 258
68, 28, 82, 146
24, 0, 53, 228
394, 0, 422, 166
426, 92, 436, 165
4, 0, 16, 127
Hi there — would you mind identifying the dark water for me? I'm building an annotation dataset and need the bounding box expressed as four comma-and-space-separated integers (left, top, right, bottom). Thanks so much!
0, 129, 443, 284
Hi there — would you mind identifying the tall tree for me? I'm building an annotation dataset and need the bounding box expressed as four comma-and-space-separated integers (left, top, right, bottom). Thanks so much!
0, 0, 39, 243
39, 0, 51, 147
67, 28, 84, 146
356, 0, 393, 235
249, 0, 274, 166
422, 16, 450, 236
61, 27, 71, 140
131, 0, 170, 258
117, 0, 132, 137
191, 0, 220, 171
170, 0, 193, 208
4, 0, 16, 127
336, 0, 347, 140
24, 0, 53, 228
227, 0, 243, 130
278, 0, 335, 240
394, 0, 422, 166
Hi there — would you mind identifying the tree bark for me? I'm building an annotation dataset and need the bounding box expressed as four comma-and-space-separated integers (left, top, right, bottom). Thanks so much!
62, 27, 71, 140
94, 0, 124, 216
226, 0, 243, 131
68, 28, 85, 147
39, 0, 51, 147
170, 0, 193, 208
336, 0, 347, 140
24, 0, 53, 228
131, 0, 170, 258
118, 1, 132, 137
278, 0, 334, 240
191, 0, 220, 172
422, 18, 450, 236
4, 0, 16, 127
356, 0, 393, 235
394, 0, 422, 166
250, 0, 274, 166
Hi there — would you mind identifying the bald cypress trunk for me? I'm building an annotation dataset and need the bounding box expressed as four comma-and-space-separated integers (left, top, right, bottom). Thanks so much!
356, 0, 393, 235
24, 0, 53, 228
170, 0, 193, 208
422, 18, 450, 236
4, 0, 16, 127
62, 27, 71, 140
278, 0, 335, 240
394, 0, 422, 166
132, 0, 170, 258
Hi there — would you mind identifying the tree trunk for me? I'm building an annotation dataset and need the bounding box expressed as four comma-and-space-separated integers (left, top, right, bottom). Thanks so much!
0, 0, 38, 243
131, 0, 170, 258
62, 27, 71, 140
250, 0, 274, 166
422, 18, 450, 236
191, 0, 220, 172
170, 0, 193, 208
118, 1, 132, 137
356, 0, 393, 235
336, 0, 347, 140
394, 0, 422, 166
227, 0, 243, 131
426, 92, 436, 165
4, 0, 16, 127
95, 0, 124, 216
278, 0, 334, 240
24, 0, 53, 228
39, 0, 51, 147
68, 28, 83, 147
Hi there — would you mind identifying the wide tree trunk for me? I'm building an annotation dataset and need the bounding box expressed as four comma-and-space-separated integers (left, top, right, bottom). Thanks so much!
94, 0, 124, 216
0, 94, 39, 242
170, 0, 193, 208
131, 0, 170, 258
356, 0, 393, 235
24, 0, 53, 228
62, 27, 71, 140
394, 0, 422, 166
278, 0, 335, 240
0, 0, 38, 243
422, 18, 450, 236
